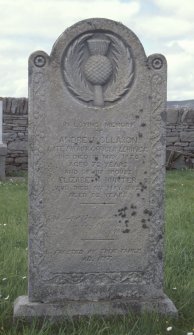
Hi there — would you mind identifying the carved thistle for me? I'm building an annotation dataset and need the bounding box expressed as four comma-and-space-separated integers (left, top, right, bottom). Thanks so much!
63, 33, 134, 106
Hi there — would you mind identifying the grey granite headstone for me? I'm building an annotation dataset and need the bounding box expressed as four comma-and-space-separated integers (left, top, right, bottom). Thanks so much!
14, 18, 177, 321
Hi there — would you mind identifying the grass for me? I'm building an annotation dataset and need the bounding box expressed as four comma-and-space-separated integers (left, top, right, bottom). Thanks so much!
0, 170, 194, 334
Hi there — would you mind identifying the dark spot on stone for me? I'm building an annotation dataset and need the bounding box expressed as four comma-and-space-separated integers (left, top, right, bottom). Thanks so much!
131, 211, 136, 216
95, 156, 98, 161
144, 209, 149, 214
118, 207, 128, 218
75, 142, 78, 145
158, 234, 162, 240
122, 229, 130, 233
158, 251, 163, 260
139, 108, 143, 112
142, 223, 148, 229
141, 219, 146, 223
137, 193, 140, 197
89, 140, 93, 143
91, 179, 94, 182
141, 123, 146, 127
138, 132, 143, 138
148, 210, 152, 216
125, 220, 129, 227
144, 171, 147, 174
118, 212, 126, 218
96, 141, 99, 145
114, 214, 117, 217
135, 115, 140, 119
118, 176, 120, 180
147, 218, 150, 222
119, 220, 121, 223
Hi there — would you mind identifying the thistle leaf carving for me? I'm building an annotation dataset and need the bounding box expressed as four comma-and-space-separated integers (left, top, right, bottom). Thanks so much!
63, 33, 134, 105
104, 34, 134, 102
63, 34, 93, 102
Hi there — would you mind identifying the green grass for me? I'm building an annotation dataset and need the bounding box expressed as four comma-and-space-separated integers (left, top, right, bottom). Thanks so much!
0, 171, 194, 334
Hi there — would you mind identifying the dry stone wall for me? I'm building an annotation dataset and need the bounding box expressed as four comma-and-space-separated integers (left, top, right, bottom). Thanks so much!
166, 108, 194, 168
1, 97, 194, 173
2, 97, 28, 174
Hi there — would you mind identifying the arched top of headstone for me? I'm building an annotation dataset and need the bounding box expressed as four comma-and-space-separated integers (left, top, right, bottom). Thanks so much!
51, 18, 147, 61
49, 19, 149, 107
29, 18, 166, 108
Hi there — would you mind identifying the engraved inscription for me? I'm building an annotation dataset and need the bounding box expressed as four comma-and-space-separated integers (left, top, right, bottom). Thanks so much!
47, 126, 147, 200
44, 114, 150, 274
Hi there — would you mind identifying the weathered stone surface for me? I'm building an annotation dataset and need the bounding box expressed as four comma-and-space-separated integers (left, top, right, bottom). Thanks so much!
3, 103, 28, 173
180, 109, 194, 123
14, 18, 177, 321
8, 140, 27, 151
15, 156, 28, 164
166, 110, 179, 124
180, 131, 194, 142
166, 152, 187, 170
3, 97, 28, 115
14, 295, 177, 322
166, 136, 179, 144
183, 146, 194, 152
174, 142, 189, 147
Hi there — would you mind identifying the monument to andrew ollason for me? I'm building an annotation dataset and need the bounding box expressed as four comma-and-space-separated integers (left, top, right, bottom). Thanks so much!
14, 18, 177, 320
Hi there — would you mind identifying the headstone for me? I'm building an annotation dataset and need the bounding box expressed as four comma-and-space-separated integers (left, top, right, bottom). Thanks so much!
0, 99, 7, 180
14, 18, 177, 321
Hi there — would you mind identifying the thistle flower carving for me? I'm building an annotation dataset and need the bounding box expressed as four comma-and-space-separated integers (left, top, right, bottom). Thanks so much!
63, 33, 134, 107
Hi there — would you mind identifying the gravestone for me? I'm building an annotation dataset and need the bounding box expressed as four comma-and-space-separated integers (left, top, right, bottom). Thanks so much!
0, 99, 7, 180
14, 18, 177, 321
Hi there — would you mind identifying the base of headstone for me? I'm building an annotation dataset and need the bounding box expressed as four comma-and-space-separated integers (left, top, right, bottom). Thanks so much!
0, 143, 7, 180
14, 295, 177, 322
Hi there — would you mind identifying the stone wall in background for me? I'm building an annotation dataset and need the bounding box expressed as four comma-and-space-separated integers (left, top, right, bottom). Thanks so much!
2, 97, 28, 174
166, 108, 194, 169
2, 97, 194, 173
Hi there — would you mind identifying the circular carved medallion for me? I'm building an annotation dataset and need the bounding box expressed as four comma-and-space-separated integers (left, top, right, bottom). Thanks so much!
62, 32, 135, 107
